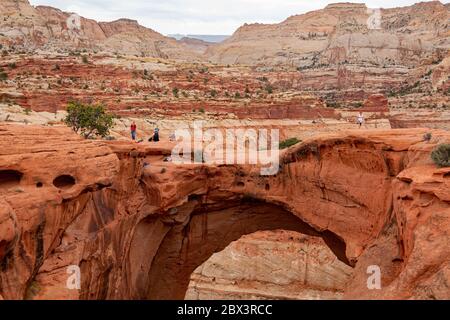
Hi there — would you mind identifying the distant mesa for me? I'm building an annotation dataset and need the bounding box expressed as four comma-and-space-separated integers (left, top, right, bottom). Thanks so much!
169, 34, 230, 43
325, 2, 367, 10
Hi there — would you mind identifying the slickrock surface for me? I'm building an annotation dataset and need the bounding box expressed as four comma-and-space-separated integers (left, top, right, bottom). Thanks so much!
0, 124, 119, 299
0, 124, 449, 300
1, 53, 447, 131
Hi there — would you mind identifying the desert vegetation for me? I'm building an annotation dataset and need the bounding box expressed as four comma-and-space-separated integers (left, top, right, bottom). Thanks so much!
64, 102, 115, 139
431, 144, 450, 167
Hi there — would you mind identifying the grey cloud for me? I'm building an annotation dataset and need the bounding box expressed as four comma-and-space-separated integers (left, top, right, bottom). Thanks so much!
29, 0, 447, 34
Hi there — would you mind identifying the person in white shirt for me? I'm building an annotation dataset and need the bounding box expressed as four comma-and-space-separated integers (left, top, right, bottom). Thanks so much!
357, 112, 365, 128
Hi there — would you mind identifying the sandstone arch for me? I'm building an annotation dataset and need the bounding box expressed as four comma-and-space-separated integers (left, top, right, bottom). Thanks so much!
1, 125, 449, 300
127, 199, 349, 300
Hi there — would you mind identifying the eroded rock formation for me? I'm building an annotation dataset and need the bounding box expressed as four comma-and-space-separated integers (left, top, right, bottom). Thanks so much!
1, 2, 448, 131
207, 2, 449, 67
0, 124, 449, 300
0, 0, 200, 60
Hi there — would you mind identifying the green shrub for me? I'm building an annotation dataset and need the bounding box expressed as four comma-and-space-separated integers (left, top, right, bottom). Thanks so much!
64, 102, 114, 139
326, 101, 341, 108
423, 133, 432, 142
431, 144, 450, 167
279, 137, 301, 150
0, 71, 7, 81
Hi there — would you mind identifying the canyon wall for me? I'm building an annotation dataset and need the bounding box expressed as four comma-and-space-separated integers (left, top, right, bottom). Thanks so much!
1, 2, 448, 126
207, 2, 450, 67
0, 124, 449, 299
1, 1, 449, 68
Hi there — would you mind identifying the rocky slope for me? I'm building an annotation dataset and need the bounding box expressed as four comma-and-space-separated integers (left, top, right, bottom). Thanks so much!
207, 1, 450, 67
0, 0, 200, 60
0, 124, 449, 300
2, 51, 447, 132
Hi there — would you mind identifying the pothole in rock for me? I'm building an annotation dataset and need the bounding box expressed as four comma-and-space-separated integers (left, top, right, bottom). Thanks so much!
0, 170, 23, 191
53, 175, 76, 190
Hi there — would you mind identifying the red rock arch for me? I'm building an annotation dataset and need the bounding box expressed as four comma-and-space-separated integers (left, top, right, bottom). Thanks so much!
125, 198, 349, 300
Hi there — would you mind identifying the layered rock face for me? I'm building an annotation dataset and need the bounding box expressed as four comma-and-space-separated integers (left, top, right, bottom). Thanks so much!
207, 1, 449, 67
0, 54, 339, 120
0, 124, 119, 299
0, 0, 200, 60
0, 124, 449, 300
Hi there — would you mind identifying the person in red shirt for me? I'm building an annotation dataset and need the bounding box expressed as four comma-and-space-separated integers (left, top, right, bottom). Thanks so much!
130, 121, 137, 140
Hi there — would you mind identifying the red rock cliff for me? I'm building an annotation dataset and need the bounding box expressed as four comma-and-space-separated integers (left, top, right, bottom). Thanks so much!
0, 124, 449, 300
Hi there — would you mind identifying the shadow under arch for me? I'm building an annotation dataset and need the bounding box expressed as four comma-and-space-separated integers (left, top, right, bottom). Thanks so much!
145, 198, 350, 300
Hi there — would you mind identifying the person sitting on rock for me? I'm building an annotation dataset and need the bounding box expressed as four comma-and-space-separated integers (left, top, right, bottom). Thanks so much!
148, 127, 160, 142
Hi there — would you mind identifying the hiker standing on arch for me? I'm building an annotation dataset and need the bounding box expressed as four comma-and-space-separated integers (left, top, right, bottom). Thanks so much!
130, 121, 137, 140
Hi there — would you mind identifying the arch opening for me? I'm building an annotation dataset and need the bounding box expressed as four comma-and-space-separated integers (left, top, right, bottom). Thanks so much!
185, 229, 353, 300
143, 199, 349, 300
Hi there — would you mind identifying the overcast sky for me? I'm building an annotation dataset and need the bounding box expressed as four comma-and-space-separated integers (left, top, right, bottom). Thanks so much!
29, 0, 448, 35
